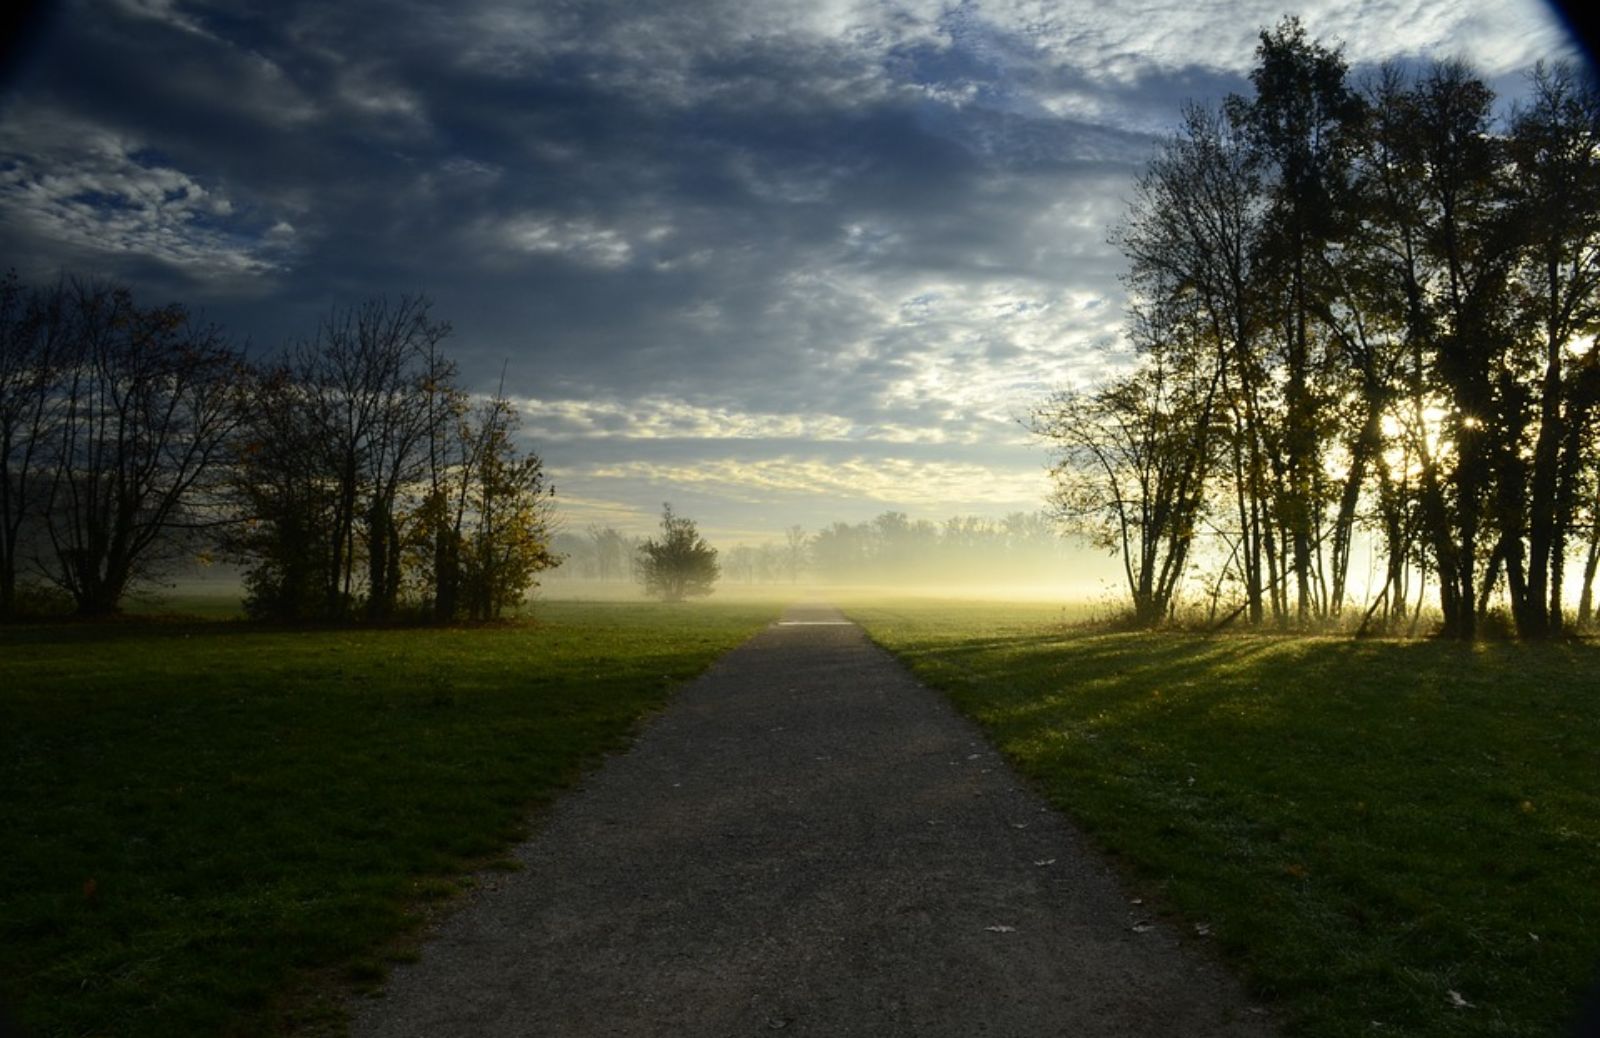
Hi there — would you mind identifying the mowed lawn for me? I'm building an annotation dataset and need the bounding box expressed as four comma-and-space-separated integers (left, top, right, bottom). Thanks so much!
849, 601, 1600, 1038
0, 599, 782, 1038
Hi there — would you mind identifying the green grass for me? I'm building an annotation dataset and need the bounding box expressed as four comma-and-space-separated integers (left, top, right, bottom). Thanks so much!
0, 599, 783, 1037
849, 601, 1600, 1038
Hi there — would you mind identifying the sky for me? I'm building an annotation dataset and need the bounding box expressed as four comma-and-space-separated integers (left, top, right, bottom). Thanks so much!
0, 0, 1588, 552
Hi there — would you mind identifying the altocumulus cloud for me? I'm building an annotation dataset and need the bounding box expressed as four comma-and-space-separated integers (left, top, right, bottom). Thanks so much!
0, 0, 1580, 539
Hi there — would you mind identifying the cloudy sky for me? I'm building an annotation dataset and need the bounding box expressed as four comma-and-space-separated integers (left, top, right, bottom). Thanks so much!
0, 0, 1587, 548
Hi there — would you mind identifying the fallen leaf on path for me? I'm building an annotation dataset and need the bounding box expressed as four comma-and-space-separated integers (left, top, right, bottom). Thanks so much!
1194, 923, 1212, 936
985, 924, 1017, 933
1034, 859, 1056, 867
1131, 921, 1155, 933
1011, 822, 1029, 829
1446, 990, 1473, 1009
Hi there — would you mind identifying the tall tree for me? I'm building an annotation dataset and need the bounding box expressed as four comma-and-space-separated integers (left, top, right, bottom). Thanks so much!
1506, 62, 1600, 636
455, 393, 559, 620
44, 281, 242, 616
0, 274, 66, 618
1036, 300, 1220, 627
288, 295, 450, 619
1118, 101, 1275, 622
1235, 17, 1365, 620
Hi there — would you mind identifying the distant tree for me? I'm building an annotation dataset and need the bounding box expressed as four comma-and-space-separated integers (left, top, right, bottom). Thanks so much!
810, 520, 871, 580
725, 543, 757, 583
636, 503, 718, 601
588, 525, 630, 580
783, 524, 807, 582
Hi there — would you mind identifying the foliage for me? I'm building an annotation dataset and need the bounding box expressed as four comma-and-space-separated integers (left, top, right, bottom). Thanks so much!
853, 600, 1600, 1038
636, 503, 719, 601
1061, 25, 1600, 638
449, 395, 559, 620
0, 600, 781, 1037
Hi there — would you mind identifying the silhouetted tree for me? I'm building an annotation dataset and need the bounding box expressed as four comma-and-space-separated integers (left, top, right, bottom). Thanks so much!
1074, 30, 1600, 638
0, 273, 66, 618
1036, 307, 1220, 626
234, 295, 452, 620
42, 281, 242, 615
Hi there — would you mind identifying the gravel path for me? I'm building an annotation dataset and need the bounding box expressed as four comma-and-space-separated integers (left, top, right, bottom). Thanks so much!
349, 603, 1277, 1037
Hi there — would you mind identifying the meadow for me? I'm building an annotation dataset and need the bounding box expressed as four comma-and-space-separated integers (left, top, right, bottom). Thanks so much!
7, 588, 1599, 1038
0, 597, 783, 1037
848, 600, 1600, 1038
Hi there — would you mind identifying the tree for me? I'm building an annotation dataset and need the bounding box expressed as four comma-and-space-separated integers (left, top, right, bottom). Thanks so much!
1036, 313, 1219, 627
1504, 62, 1600, 636
1235, 18, 1365, 622
636, 503, 718, 601
0, 273, 66, 618
455, 393, 559, 619
43, 280, 242, 616
227, 363, 343, 621
587, 525, 630, 581
783, 524, 807, 582
232, 295, 453, 620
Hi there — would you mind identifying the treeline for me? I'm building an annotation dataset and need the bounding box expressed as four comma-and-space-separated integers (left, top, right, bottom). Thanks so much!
808, 511, 1067, 584
1039, 20, 1600, 639
0, 275, 556, 621
552, 510, 1066, 585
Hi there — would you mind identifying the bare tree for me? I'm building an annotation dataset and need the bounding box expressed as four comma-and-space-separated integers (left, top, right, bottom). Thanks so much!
1036, 311, 1220, 627
43, 281, 242, 615
289, 295, 450, 619
0, 274, 67, 618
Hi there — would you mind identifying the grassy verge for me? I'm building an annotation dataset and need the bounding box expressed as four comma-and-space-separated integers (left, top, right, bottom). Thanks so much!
0, 599, 783, 1037
849, 601, 1600, 1038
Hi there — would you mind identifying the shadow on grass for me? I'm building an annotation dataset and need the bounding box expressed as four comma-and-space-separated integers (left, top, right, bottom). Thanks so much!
858, 608, 1600, 1038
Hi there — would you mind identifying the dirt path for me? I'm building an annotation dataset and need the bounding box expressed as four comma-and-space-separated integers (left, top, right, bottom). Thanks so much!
349, 603, 1276, 1037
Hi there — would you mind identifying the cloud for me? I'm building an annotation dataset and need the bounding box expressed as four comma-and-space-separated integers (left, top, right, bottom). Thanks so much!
569, 454, 1046, 510
0, 0, 1581, 537
0, 108, 291, 279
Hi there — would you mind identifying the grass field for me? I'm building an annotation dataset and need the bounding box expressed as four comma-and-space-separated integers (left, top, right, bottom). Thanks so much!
848, 600, 1600, 1038
0, 598, 784, 1038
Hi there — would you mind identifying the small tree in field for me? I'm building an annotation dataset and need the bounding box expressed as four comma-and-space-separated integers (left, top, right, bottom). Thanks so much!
637, 503, 718, 602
